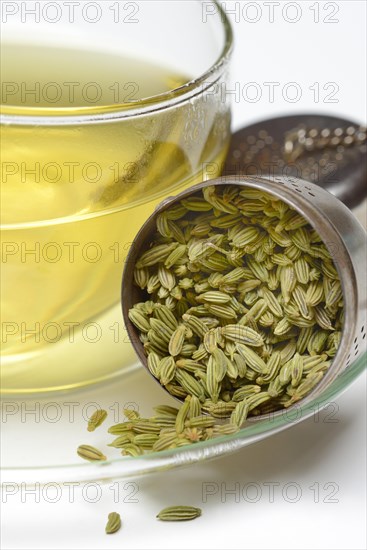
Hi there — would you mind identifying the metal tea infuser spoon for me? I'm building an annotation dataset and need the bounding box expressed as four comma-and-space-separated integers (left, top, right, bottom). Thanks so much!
122, 114, 367, 418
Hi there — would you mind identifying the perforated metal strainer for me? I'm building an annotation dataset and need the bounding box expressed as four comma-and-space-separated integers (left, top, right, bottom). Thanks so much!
122, 175, 367, 414
223, 114, 367, 210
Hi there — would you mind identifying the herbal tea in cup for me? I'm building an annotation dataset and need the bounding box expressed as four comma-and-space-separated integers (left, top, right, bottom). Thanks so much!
0, 2, 232, 393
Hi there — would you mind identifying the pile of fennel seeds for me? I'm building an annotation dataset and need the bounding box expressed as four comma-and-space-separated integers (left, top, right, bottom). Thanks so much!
120, 185, 343, 454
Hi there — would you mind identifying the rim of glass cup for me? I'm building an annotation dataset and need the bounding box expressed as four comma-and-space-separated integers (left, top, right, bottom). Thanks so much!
0, 0, 233, 125
1, 351, 365, 485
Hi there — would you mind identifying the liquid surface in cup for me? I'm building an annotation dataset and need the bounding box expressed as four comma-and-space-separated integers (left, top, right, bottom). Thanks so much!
1, 43, 230, 393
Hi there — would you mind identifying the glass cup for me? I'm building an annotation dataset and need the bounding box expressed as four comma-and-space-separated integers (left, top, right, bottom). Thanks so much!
0, 0, 233, 393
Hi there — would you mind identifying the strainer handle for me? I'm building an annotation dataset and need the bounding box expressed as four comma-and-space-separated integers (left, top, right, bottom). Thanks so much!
323, 160, 367, 210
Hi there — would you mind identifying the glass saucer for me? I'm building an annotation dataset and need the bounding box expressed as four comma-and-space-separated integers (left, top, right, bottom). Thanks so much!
1, 352, 365, 485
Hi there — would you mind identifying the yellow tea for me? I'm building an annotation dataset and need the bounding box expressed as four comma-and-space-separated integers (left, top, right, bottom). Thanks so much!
0, 42, 230, 393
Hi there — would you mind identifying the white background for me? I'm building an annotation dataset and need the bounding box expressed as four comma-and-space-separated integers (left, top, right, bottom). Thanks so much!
1, 1, 366, 549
